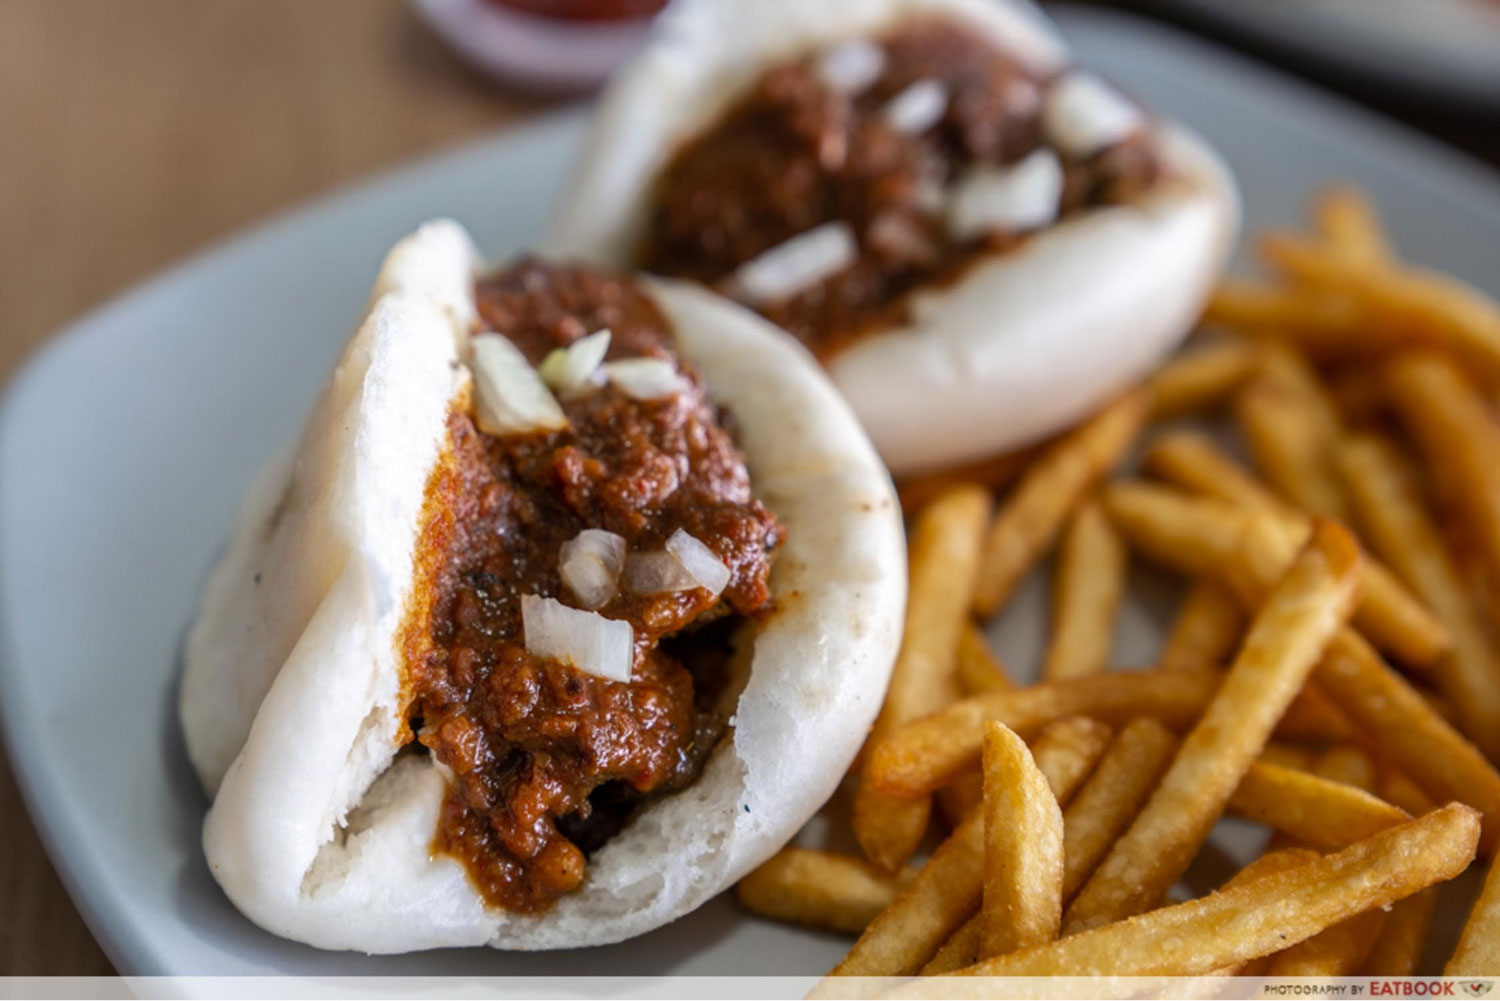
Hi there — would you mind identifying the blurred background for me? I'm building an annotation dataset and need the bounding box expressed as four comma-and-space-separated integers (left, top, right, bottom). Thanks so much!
2, 0, 1497, 976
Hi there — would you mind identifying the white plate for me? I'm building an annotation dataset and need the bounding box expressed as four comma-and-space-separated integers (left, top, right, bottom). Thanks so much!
1152, 0, 1500, 109
4, 5, 1500, 983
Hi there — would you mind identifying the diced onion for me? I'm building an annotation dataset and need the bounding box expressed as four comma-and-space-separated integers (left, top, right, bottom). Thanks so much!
521, 593, 633, 683
625, 531, 732, 598
559, 528, 626, 609
817, 39, 885, 95
1042, 72, 1143, 159
913, 178, 947, 215
1005, 77, 1042, 115
539, 328, 611, 396
883, 78, 948, 135
603, 358, 688, 400
946, 148, 1064, 241
733, 221, 858, 305
867, 212, 937, 265
469, 333, 569, 437
666, 529, 731, 597
625, 551, 700, 595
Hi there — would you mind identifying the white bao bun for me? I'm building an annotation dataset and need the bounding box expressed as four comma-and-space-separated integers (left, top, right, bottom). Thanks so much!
546, 0, 1241, 475
180, 219, 906, 952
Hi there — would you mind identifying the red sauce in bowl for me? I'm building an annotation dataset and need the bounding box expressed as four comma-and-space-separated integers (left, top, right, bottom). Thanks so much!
482, 0, 667, 23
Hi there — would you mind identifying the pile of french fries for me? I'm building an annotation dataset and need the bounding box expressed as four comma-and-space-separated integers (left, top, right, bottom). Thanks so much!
736, 186, 1500, 985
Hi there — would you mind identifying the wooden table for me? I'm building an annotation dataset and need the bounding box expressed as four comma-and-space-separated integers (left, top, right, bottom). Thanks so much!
2, 0, 1497, 978
0, 0, 538, 975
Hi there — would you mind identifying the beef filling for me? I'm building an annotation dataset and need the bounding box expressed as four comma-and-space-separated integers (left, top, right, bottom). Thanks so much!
640, 19, 1160, 357
405, 261, 783, 913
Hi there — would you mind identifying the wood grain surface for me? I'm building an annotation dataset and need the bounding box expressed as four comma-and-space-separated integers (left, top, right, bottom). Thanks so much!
0, 0, 538, 975
2, 0, 1496, 979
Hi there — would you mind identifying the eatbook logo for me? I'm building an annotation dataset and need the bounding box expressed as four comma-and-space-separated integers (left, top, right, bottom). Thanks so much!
1461, 983, 1494, 998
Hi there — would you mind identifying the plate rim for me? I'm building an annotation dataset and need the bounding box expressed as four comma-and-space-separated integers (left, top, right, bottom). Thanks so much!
1148, 0, 1500, 109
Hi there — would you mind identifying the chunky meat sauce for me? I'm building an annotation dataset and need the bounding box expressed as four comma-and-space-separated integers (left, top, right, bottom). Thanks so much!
407, 261, 783, 912
641, 20, 1159, 356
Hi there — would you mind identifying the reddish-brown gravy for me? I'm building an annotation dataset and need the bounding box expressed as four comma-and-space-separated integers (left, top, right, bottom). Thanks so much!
641, 20, 1158, 357
404, 261, 782, 912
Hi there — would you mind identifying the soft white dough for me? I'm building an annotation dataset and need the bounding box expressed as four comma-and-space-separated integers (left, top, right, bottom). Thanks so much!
182, 220, 479, 795
544, 0, 1240, 475
547, 0, 1068, 270
182, 222, 906, 952
832, 124, 1237, 474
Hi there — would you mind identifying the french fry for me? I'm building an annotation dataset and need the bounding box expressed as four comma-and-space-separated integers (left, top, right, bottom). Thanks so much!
884, 805, 1479, 986
1063, 523, 1362, 932
920, 915, 980, 976
811, 197, 1500, 989
1103, 483, 1364, 740
971, 389, 1147, 617
1266, 906, 1384, 976
1106, 484, 1440, 749
1447, 858, 1500, 975
828, 811, 984, 977
1159, 578, 1243, 672
1427, 689, 1464, 728
895, 446, 1038, 514
1228, 760, 1409, 850
1388, 350, 1500, 610
1143, 429, 1295, 519
915, 721, 1126, 974
935, 772, 983, 830
1146, 340, 1258, 420
1104, 479, 1289, 584
1379, 766, 1437, 818
1103, 485, 1426, 737
1061, 718, 1179, 902
1217, 848, 1328, 978
1105, 485, 1377, 756
736, 848, 914, 934
926, 732, 1180, 979
938, 717, 1114, 831
854, 485, 991, 872
1314, 744, 1378, 793
1458, 543, 1500, 642
1338, 433, 1500, 760
1105, 481, 1500, 853
1026, 717, 1114, 809
1259, 232, 1500, 386
1144, 430, 1449, 669
1366, 888, 1437, 976
852, 771, 933, 877
1259, 743, 1316, 772
979, 723, 1064, 959
867, 668, 1219, 800
839, 755, 1326, 985
1327, 365, 1390, 427
1312, 184, 1392, 265
885, 500, 1500, 852
1044, 501, 1125, 681
1316, 631, 1500, 855
954, 622, 1012, 696
1204, 280, 1377, 359
1257, 339, 1348, 448
1276, 683, 1358, 743
1238, 376, 1348, 521
1226, 846, 1322, 887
